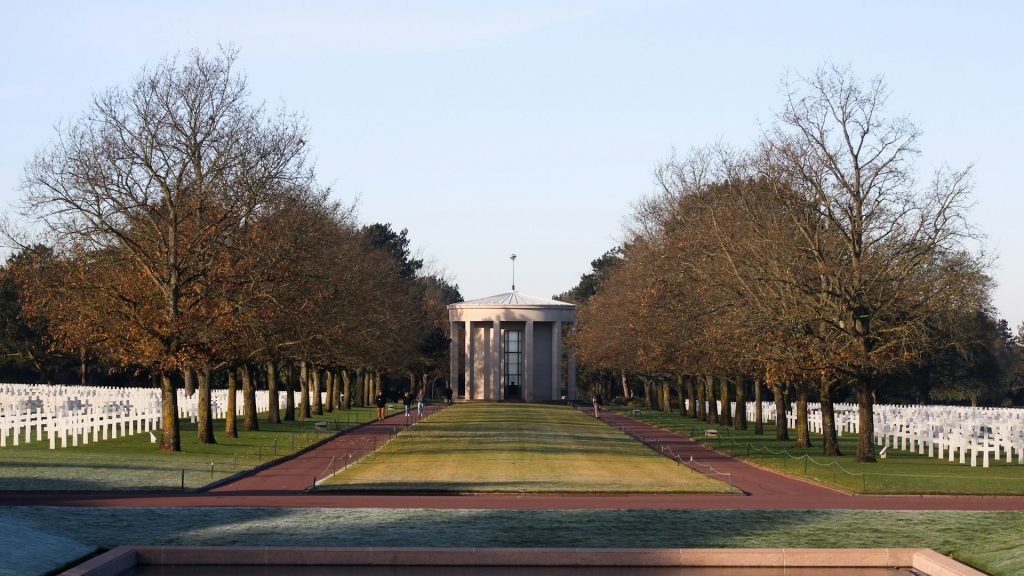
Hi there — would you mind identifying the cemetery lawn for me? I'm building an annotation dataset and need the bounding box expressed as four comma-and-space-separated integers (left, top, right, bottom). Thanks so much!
0, 407, 377, 491
317, 403, 733, 493
4, 508, 1022, 576
623, 408, 1024, 495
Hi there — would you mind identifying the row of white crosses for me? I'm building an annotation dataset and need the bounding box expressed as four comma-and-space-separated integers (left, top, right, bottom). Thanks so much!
0, 383, 326, 450
694, 399, 1024, 468
176, 390, 326, 422
0, 383, 163, 449
791, 403, 1024, 467
870, 404, 1024, 468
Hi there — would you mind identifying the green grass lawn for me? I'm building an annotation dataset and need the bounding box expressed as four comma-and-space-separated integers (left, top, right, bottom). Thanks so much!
0, 407, 378, 490
318, 403, 733, 493
621, 407, 1024, 495
3, 507, 1021, 576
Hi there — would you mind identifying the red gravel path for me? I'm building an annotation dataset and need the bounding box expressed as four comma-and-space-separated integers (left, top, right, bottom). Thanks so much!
2, 407, 1023, 511
207, 405, 445, 493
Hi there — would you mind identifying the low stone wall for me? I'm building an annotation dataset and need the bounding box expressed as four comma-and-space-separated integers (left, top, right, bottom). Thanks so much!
60, 546, 988, 576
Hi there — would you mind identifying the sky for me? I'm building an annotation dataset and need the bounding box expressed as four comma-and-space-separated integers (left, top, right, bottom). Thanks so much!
2, 1, 1022, 327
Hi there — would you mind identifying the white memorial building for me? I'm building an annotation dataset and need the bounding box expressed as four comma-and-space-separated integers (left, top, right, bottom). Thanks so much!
448, 291, 577, 402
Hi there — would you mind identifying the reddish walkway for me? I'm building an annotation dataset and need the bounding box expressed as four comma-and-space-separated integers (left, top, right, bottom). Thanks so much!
208, 404, 444, 493
2, 408, 1023, 511
596, 409, 846, 499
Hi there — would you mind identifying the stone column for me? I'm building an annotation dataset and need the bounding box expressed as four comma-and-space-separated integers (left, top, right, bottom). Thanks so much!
474, 324, 487, 399
449, 321, 459, 396
524, 320, 534, 401
481, 325, 490, 399
551, 321, 562, 400
464, 321, 473, 400
491, 320, 502, 400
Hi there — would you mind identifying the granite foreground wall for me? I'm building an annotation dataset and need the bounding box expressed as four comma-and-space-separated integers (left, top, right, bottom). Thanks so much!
61, 546, 987, 576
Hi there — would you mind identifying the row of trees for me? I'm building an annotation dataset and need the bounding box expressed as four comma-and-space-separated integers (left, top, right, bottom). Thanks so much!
2, 49, 459, 451
567, 66, 1020, 462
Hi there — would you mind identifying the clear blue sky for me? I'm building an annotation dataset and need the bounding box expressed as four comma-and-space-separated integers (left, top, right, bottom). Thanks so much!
2, 1, 1022, 327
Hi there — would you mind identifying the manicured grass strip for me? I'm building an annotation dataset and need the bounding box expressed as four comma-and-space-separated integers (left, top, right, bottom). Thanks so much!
0, 407, 378, 491
0, 513, 96, 576
319, 403, 732, 493
620, 407, 1024, 495
4, 507, 1020, 576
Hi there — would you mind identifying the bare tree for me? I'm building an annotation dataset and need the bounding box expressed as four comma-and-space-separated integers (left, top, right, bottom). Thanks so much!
18, 48, 311, 451
757, 65, 984, 461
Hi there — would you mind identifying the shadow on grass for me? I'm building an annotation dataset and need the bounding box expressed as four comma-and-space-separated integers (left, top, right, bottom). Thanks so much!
312, 480, 722, 493
6, 507, 1018, 574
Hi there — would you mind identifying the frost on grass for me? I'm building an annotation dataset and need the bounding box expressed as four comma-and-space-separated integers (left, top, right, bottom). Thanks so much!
0, 514, 95, 576
4, 508, 1022, 576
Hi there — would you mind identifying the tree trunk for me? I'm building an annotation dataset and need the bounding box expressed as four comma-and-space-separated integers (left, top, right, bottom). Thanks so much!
336, 370, 345, 409
696, 375, 706, 420
339, 368, 348, 409
675, 375, 687, 417
342, 369, 352, 410
734, 377, 747, 430
284, 363, 296, 421
620, 370, 630, 399
362, 369, 369, 405
362, 368, 371, 406
241, 364, 259, 431
324, 369, 334, 413
337, 368, 346, 409
80, 349, 88, 386
794, 382, 810, 448
661, 381, 671, 413
158, 371, 181, 451
820, 377, 840, 456
182, 365, 194, 397
299, 361, 310, 419
754, 379, 764, 435
705, 375, 718, 424
225, 369, 238, 438
197, 365, 215, 444
771, 381, 788, 441
685, 375, 696, 418
855, 382, 877, 462
266, 361, 280, 424
311, 365, 323, 416
719, 375, 731, 427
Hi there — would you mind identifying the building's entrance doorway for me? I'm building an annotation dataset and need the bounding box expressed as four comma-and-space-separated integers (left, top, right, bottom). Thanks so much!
504, 329, 522, 399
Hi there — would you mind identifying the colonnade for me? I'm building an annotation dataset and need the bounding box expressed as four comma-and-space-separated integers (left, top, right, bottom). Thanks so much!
447, 291, 577, 402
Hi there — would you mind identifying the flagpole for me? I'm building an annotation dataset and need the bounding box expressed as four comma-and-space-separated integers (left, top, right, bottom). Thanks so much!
510, 253, 517, 291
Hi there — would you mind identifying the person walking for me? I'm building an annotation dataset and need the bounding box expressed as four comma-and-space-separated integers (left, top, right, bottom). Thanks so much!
402, 391, 413, 419
444, 385, 454, 405
592, 392, 604, 417
375, 389, 387, 422
416, 389, 425, 416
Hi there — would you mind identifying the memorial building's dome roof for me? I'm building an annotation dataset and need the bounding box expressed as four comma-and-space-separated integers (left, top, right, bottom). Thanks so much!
449, 290, 575, 308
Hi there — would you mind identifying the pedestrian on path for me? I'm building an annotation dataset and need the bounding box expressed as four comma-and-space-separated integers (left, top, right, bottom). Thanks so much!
416, 389, 425, 416
593, 393, 604, 417
375, 389, 387, 422
402, 392, 413, 419
444, 385, 453, 405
